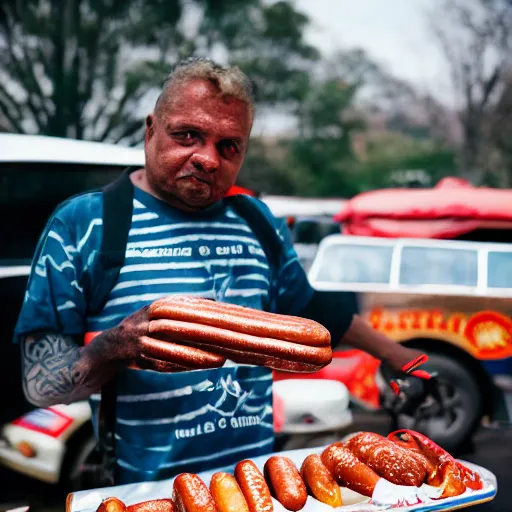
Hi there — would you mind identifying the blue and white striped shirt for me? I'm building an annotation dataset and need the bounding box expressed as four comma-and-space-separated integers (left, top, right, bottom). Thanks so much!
16, 186, 313, 483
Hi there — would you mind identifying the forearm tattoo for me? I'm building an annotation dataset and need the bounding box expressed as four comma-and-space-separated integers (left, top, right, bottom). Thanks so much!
22, 333, 103, 406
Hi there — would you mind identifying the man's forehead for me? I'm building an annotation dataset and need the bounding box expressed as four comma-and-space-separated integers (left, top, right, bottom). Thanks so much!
165, 79, 250, 113
160, 80, 252, 135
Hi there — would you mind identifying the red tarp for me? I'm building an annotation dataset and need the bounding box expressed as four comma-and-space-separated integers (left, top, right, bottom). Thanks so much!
225, 185, 257, 197
335, 177, 512, 239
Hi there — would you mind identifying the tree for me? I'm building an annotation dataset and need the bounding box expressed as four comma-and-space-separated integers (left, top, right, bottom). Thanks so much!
0, 0, 319, 144
429, 0, 512, 185
283, 78, 365, 198
355, 132, 458, 190
0, 0, 169, 143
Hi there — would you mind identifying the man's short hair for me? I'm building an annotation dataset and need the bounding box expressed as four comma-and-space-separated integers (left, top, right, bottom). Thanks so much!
154, 57, 255, 117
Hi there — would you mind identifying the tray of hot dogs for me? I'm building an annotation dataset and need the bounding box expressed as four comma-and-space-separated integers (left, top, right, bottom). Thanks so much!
67, 430, 497, 512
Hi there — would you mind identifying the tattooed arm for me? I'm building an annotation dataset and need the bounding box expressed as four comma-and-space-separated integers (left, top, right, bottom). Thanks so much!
22, 333, 115, 407
21, 307, 150, 407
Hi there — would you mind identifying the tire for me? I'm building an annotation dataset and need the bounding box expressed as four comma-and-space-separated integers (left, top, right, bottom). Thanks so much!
395, 353, 483, 453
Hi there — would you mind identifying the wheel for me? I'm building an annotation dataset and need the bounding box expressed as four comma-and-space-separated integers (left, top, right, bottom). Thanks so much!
60, 428, 101, 492
394, 353, 483, 453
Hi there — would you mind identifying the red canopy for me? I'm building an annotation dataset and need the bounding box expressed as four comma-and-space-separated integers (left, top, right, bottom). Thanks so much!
225, 185, 257, 197
335, 177, 512, 239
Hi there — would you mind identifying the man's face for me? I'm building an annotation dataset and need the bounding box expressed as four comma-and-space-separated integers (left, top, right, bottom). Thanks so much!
144, 79, 252, 210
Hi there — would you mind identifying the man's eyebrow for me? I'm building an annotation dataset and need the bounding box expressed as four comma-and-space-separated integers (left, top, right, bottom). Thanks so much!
167, 122, 203, 131
226, 136, 244, 145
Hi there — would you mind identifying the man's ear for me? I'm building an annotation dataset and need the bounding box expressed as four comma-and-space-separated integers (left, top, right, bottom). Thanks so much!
145, 114, 155, 142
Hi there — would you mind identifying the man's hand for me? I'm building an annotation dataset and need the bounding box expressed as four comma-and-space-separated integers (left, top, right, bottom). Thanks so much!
383, 344, 425, 374
102, 305, 150, 363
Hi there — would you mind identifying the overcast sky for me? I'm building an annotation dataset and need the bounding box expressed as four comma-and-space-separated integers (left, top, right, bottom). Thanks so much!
254, 0, 455, 135
295, 0, 454, 103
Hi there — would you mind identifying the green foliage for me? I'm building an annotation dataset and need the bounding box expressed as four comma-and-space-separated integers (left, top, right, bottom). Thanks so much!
0, 0, 319, 143
356, 133, 458, 191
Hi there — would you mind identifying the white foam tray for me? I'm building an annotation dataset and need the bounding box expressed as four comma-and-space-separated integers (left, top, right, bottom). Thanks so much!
67, 446, 497, 512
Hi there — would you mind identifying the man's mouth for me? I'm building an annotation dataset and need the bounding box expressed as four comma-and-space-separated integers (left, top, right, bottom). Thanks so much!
179, 174, 212, 185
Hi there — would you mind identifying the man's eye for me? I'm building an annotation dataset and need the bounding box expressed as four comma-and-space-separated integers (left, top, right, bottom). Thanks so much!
173, 131, 198, 143
220, 140, 240, 158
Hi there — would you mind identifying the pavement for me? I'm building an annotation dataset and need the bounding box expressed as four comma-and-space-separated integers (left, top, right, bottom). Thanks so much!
0, 411, 509, 512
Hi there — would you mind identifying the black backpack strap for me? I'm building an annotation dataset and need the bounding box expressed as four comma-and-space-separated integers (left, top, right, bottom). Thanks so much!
100, 168, 136, 271
227, 195, 284, 310
96, 168, 136, 486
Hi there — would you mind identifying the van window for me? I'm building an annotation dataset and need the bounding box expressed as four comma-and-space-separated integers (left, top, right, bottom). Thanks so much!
0, 163, 125, 261
315, 244, 393, 284
400, 246, 478, 287
487, 251, 512, 288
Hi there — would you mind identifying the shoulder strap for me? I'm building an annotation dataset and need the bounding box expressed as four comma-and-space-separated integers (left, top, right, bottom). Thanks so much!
87, 168, 136, 317
100, 168, 136, 267
96, 168, 136, 486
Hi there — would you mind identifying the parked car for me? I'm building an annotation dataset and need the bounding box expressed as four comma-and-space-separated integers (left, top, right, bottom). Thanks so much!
298, 233, 512, 451
0, 134, 146, 490
0, 134, 353, 492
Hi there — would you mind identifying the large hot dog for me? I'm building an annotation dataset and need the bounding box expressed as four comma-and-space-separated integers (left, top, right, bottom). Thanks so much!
210, 472, 250, 512
139, 337, 227, 369
149, 296, 330, 347
300, 454, 342, 507
97, 498, 127, 512
127, 500, 176, 512
321, 443, 380, 497
172, 473, 218, 512
235, 460, 274, 512
135, 296, 332, 373
148, 319, 331, 369
264, 456, 307, 511
347, 432, 428, 486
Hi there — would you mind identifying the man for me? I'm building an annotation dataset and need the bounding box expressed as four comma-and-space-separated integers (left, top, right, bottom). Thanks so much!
16, 58, 419, 484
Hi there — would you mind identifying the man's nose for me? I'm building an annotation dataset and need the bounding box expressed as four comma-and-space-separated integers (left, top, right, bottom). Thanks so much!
191, 144, 220, 173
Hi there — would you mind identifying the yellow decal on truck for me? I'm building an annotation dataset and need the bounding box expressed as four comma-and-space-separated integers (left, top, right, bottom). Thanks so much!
369, 309, 512, 360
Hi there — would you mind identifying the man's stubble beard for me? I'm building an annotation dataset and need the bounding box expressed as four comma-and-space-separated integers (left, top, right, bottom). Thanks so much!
148, 171, 218, 212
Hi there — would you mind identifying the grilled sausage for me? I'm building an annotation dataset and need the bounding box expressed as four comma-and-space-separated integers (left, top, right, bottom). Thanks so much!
348, 431, 431, 485
148, 319, 332, 367
149, 296, 330, 347
300, 454, 342, 507
127, 500, 176, 512
235, 460, 274, 512
321, 443, 380, 498
210, 472, 250, 512
173, 473, 218, 512
264, 456, 307, 511
97, 498, 127, 512
139, 337, 226, 369
366, 443, 427, 487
